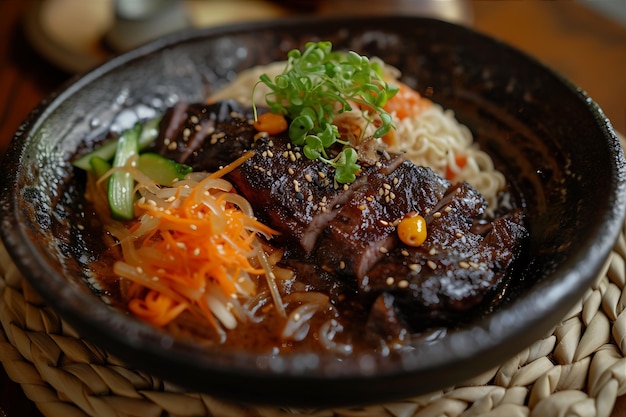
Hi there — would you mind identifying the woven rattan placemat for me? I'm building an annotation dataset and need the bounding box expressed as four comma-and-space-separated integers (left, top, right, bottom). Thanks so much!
2, 227, 626, 417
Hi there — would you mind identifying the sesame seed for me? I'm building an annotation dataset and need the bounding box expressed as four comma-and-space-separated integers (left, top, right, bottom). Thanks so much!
433, 211, 442, 218
393, 177, 399, 185
167, 141, 178, 151
409, 264, 421, 272
193, 248, 201, 256
183, 128, 191, 138
444, 206, 452, 213
469, 261, 479, 269
267, 150, 274, 158
379, 247, 388, 254
190, 115, 199, 124
318, 171, 326, 179
190, 224, 198, 230
293, 180, 300, 192
359, 204, 367, 211
135, 266, 144, 274
401, 250, 410, 257
383, 183, 392, 190
427, 260, 437, 270
456, 232, 464, 238
380, 220, 389, 226
288, 168, 295, 175
386, 277, 395, 285
339, 261, 346, 269
305, 173, 313, 182
398, 280, 409, 289
428, 248, 438, 256
459, 261, 470, 269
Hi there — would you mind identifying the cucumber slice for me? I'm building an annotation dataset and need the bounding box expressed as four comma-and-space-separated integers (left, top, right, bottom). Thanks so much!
72, 116, 162, 171
108, 124, 141, 221
89, 156, 112, 179
137, 153, 192, 186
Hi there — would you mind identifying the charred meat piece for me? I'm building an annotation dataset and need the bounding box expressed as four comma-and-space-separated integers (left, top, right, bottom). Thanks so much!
316, 161, 450, 279
362, 207, 527, 329
149, 100, 259, 172
154, 100, 529, 336
226, 135, 404, 253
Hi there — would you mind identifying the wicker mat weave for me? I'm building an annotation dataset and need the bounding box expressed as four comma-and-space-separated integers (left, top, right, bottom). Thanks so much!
2, 228, 626, 417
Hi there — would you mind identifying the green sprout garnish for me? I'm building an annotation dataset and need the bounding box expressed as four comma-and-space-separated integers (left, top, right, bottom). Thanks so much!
253, 41, 399, 184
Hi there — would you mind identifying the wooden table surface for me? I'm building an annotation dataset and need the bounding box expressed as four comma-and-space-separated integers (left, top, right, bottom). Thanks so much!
0, 1, 625, 416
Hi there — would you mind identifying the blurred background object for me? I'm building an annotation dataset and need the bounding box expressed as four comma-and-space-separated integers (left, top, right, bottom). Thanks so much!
17, 0, 626, 136
22, 0, 473, 73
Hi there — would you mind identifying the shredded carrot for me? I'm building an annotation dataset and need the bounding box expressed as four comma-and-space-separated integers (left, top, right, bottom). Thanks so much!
253, 112, 288, 135
384, 80, 430, 120
445, 154, 468, 180
113, 151, 279, 330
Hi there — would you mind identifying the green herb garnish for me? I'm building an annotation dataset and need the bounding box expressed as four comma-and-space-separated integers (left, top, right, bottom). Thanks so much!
253, 41, 399, 184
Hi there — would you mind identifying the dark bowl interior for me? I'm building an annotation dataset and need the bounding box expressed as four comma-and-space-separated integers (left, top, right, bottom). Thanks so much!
1, 16, 625, 407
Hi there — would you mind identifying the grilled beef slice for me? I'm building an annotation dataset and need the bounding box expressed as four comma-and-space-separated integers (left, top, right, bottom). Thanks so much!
316, 160, 450, 279
148, 100, 260, 172
153, 100, 529, 335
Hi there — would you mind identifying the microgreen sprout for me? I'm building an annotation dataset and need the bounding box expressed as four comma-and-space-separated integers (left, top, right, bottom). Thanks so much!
253, 41, 399, 183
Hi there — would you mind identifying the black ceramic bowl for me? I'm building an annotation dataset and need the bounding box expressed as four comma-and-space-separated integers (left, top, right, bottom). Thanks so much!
1, 16, 625, 408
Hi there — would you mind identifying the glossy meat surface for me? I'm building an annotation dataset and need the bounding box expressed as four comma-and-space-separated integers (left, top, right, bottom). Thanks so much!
151, 100, 529, 338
